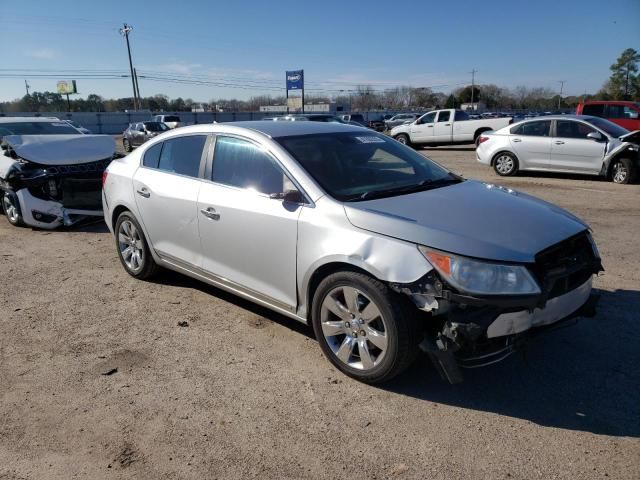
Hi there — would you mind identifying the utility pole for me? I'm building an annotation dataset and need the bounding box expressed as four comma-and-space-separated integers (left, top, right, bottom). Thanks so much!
558, 80, 566, 110
470, 69, 477, 111
133, 67, 141, 105
24, 80, 30, 96
119, 23, 138, 110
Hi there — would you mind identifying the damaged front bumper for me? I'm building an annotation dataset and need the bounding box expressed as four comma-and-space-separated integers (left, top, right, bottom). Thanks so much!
15, 188, 102, 229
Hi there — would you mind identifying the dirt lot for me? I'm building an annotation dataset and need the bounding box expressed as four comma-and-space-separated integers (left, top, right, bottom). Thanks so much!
1, 144, 639, 479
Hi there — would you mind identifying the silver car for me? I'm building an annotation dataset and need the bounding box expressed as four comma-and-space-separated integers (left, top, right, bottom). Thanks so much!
385, 113, 422, 130
102, 122, 602, 383
476, 115, 640, 184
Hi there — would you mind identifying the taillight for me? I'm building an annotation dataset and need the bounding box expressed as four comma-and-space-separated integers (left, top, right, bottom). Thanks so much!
102, 170, 108, 187
477, 136, 490, 146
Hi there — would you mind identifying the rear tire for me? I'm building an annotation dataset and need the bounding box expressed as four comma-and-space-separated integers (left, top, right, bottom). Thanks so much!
311, 271, 420, 384
2, 192, 24, 227
115, 211, 159, 279
394, 134, 412, 147
610, 158, 636, 184
493, 152, 519, 176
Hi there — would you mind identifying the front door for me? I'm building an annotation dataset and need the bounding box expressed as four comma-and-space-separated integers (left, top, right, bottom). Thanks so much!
432, 110, 452, 142
132, 134, 209, 266
551, 120, 606, 173
409, 111, 437, 143
197, 135, 301, 309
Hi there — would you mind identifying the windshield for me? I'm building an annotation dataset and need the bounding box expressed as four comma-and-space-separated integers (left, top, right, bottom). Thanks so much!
276, 132, 458, 201
0, 121, 80, 137
144, 122, 169, 132
584, 117, 630, 138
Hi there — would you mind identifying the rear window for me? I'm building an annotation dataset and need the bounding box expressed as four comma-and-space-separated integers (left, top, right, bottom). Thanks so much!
163, 116, 180, 122
157, 135, 207, 178
0, 121, 79, 137
142, 142, 163, 168
582, 104, 605, 117
510, 120, 551, 137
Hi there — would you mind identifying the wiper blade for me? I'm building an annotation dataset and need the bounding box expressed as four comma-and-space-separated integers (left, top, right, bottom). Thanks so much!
356, 178, 460, 201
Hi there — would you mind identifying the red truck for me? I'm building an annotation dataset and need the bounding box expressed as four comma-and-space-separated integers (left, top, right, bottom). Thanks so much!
577, 101, 640, 131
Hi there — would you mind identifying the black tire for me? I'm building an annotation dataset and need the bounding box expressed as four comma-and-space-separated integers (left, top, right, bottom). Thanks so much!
311, 271, 420, 384
2, 192, 25, 227
394, 133, 412, 147
493, 151, 519, 176
114, 211, 159, 279
610, 158, 636, 184
123, 138, 132, 153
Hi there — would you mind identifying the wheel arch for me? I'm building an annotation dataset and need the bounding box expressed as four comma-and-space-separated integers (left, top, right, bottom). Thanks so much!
474, 127, 492, 141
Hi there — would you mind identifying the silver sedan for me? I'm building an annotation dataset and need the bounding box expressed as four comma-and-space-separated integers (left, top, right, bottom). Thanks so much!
102, 121, 602, 383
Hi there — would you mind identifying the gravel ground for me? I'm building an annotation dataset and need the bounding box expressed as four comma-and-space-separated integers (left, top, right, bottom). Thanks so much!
1, 143, 639, 480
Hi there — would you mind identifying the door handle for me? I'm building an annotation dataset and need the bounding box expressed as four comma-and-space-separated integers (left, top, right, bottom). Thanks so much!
136, 188, 150, 198
427, 125, 433, 128
200, 207, 220, 220
512, 138, 522, 142
554, 140, 565, 145
444, 123, 451, 126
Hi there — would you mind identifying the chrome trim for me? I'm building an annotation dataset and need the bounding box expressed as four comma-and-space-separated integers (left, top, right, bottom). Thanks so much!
155, 250, 306, 324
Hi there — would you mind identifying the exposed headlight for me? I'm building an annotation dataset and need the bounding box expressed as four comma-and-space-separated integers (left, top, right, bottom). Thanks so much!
418, 246, 541, 296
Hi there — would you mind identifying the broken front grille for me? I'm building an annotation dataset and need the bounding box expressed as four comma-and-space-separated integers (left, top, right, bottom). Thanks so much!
530, 232, 600, 300
44, 159, 112, 175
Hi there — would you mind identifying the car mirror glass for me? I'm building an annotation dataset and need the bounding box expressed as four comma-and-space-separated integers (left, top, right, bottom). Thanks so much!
586, 131, 602, 141
270, 189, 305, 203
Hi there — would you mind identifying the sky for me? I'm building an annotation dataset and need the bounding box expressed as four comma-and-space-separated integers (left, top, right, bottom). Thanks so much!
1, 0, 639, 102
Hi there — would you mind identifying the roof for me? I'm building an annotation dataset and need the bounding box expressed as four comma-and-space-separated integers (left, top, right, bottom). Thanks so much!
0, 116, 61, 123
224, 120, 366, 138
516, 114, 597, 121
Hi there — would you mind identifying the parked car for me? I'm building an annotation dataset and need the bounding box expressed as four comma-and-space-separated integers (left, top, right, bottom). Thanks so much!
476, 115, 640, 184
367, 118, 386, 132
122, 122, 169, 152
0, 117, 116, 228
576, 101, 640, 131
64, 120, 92, 134
151, 114, 181, 129
385, 113, 422, 130
340, 113, 366, 126
391, 109, 512, 146
103, 121, 602, 384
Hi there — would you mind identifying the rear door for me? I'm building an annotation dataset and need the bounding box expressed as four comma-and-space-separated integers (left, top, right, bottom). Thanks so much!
550, 120, 606, 173
132, 134, 209, 267
409, 111, 437, 143
508, 120, 552, 169
197, 135, 302, 308
433, 110, 453, 142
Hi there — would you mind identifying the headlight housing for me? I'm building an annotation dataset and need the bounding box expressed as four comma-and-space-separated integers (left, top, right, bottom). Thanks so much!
418, 246, 541, 296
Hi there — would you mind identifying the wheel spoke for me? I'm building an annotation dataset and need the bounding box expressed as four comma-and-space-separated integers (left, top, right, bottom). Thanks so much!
121, 246, 133, 260
122, 221, 131, 237
358, 338, 374, 370
342, 287, 360, 314
366, 326, 387, 351
322, 295, 350, 320
335, 336, 355, 363
321, 320, 347, 337
360, 302, 380, 323
118, 233, 130, 244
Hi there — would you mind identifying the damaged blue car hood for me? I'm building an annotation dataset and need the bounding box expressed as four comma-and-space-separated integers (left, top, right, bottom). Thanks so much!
343, 180, 588, 263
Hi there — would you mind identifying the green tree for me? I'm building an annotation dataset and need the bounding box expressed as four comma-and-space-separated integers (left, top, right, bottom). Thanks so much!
607, 48, 639, 100
444, 94, 458, 109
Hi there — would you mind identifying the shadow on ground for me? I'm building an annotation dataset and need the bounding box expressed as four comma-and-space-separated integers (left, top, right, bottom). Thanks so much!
153, 270, 640, 438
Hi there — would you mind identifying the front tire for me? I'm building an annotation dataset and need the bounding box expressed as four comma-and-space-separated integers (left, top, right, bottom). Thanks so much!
115, 211, 159, 279
493, 152, 519, 176
2, 192, 24, 227
394, 133, 411, 147
610, 158, 635, 184
311, 271, 420, 384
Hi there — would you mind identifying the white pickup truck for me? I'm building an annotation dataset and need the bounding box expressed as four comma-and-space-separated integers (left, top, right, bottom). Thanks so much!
390, 109, 512, 147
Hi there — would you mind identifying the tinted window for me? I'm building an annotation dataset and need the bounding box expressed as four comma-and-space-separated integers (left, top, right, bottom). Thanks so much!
582, 104, 605, 117
510, 120, 551, 137
277, 132, 457, 201
212, 136, 289, 195
437, 111, 450, 122
143, 142, 163, 168
583, 117, 629, 138
144, 122, 169, 132
157, 135, 207, 177
417, 112, 436, 124
164, 116, 180, 122
454, 110, 469, 121
556, 121, 596, 139
607, 105, 639, 119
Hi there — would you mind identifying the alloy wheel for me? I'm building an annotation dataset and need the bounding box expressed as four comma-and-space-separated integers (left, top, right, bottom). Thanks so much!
495, 154, 514, 175
613, 161, 628, 183
3, 195, 19, 223
320, 286, 388, 371
118, 219, 144, 273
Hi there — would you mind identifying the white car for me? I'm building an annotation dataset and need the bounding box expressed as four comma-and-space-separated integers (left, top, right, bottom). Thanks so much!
151, 115, 181, 129
390, 109, 511, 147
476, 115, 640, 184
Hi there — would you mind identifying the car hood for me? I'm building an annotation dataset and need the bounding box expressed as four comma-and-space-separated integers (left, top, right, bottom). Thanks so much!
619, 129, 640, 144
343, 180, 588, 263
2, 134, 115, 165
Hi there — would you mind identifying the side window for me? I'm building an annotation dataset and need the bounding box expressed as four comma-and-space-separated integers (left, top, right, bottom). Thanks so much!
418, 112, 436, 125
437, 111, 451, 122
582, 104, 605, 117
212, 136, 290, 195
454, 110, 469, 121
607, 105, 625, 118
556, 120, 596, 139
624, 106, 639, 119
511, 120, 551, 137
142, 142, 163, 168
157, 135, 207, 178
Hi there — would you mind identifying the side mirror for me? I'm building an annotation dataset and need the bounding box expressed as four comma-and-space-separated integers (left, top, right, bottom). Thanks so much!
586, 131, 603, 141
269, 189, 305, 203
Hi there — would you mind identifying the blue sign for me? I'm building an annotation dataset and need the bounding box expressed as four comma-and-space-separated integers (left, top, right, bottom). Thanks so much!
286, 70, 304, 90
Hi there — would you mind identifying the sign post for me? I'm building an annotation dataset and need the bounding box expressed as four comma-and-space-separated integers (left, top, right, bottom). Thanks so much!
57, 80, 78, 112
286, 70, 304, 113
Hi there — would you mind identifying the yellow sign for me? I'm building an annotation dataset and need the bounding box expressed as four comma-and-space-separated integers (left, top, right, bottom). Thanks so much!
56, 80, 77, 94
